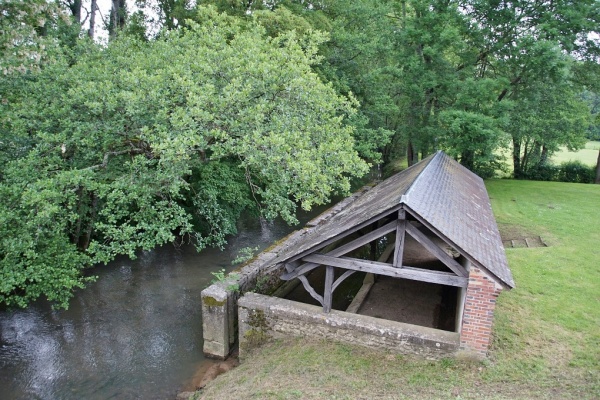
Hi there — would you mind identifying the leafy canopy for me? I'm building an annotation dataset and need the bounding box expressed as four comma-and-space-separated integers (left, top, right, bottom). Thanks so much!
0, 6, 368, 308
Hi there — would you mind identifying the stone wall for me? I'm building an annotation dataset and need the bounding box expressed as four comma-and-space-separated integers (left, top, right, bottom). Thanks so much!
459, 266, 503, 357
200, 244, 291, 359
201, 187, 372, 358
238, 293, 460, 359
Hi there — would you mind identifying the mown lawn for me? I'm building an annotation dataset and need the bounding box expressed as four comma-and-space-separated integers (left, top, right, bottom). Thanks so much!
195, 180, 600, 400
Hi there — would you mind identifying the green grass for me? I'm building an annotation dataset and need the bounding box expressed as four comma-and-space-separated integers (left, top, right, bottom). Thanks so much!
551, 141, 600, 166
196, 180, 600, 400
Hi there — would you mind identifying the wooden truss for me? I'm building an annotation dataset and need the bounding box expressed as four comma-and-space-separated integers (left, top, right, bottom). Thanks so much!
280, 207, 468, 313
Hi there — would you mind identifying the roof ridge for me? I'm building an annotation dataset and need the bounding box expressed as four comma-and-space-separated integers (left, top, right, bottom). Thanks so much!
400, 150, 442, 204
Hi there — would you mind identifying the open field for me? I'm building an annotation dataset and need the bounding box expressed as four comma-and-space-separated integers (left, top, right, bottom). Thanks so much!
551, 141, 600, 166
195, 180, 600, 399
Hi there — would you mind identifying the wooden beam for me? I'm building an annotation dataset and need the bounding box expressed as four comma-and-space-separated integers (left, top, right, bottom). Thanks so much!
281, 263, 319, 281
323, 266, 334, 313
281, 221, 397, 281
302, 254, 468, 287
287, 207, 402, 263
284, 262, 299, 273
404, 222, 468, 277
393, 219, 406, 269
298, 274, 324, 306
332, 269, 356, 293
324, 220, 397, 258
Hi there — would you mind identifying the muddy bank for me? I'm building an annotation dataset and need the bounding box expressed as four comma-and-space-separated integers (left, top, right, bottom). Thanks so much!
177, 355, 239, 399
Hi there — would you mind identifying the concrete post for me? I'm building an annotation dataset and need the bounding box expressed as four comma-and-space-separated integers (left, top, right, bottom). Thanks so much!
201, 284, 231, 359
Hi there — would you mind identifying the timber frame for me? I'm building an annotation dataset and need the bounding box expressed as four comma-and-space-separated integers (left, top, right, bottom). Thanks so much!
280, 206, 468, 313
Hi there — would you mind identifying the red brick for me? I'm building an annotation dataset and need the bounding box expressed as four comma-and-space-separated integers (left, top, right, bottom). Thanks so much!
460, 266, 503, 357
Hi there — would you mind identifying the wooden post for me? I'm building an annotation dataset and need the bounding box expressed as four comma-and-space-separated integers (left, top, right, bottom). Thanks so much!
323, 266, 334, 313
393, 210, 406, 268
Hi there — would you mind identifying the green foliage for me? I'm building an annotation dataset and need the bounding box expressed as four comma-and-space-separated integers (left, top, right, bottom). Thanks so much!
518, 161, 595, 184
210, 268, 227, 284
3, 0, 598, 308
209, 268, 240, 291
251, 274, 272, 295
0, 0, 69, 74
0, 6, 367, 308
136, 0, 598, 174
520, 163, 560, 182
557, 161, 595, 183
232, 246, 260, 265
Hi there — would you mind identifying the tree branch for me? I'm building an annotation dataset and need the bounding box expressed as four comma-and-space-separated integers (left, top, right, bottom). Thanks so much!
87, 149, 143, 170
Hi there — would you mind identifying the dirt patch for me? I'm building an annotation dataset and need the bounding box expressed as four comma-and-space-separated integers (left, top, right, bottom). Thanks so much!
498, 223, 548, 248
182, 355, 240, 393
502, 236, 548, 248
357, 276, 458, 331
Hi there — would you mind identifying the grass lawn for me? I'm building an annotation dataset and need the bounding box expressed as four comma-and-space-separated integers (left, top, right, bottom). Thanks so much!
551, 141, 600, 166
195, 180, 600, 400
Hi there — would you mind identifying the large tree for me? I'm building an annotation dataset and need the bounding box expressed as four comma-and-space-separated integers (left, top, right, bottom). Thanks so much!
459, 0, 600, 177
0, 6, 368, 308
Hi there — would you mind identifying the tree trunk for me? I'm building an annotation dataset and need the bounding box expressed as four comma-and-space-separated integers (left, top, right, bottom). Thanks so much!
540, 145, 549, 164
460, 149, 474, 171
109, 0, 126, 38
595, 149, 600, 184
68, 0, 82, 24
512, 137, 522, 178
407, 140, 416, 166
88, 0, 97, 39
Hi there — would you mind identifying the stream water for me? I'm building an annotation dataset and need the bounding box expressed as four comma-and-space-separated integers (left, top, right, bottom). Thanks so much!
0, 207, 327, 400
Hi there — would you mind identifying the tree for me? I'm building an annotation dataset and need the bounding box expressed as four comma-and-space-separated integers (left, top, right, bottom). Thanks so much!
175, 0, 396, 164
0, 0, 69, 74
459, 0, 600, 177
0, 6, 368, 308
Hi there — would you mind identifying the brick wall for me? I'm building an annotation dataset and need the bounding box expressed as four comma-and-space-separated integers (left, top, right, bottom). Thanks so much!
460, 266, 503, 356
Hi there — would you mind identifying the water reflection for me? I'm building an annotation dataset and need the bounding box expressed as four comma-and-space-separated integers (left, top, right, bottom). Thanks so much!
0, 207, 326, 399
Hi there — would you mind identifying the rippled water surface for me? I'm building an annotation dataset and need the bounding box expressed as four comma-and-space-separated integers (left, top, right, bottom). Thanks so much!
0, 208, 326, 400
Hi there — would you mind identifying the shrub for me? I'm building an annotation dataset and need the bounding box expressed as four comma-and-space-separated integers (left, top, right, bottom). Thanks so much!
522, 163, 559, 181
520, 161, 594, 183
557, 161, 595, 183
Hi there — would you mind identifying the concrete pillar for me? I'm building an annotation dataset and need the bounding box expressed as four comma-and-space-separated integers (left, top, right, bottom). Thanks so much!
201, 284, 232, 359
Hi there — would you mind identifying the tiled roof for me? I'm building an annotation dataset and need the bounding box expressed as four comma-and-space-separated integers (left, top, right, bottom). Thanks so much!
273, 151, 514, 288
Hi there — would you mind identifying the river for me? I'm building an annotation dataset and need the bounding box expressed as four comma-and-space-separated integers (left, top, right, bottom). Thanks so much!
0, 207, 328, 399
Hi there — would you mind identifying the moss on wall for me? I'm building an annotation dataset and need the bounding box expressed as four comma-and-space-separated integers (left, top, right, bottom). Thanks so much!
241, 309, 272, 352
203, 296, 227, 307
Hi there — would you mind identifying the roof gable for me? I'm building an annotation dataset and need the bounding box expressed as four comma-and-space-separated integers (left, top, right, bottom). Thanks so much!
403, 152, 514, 287
274, 151, 514, 288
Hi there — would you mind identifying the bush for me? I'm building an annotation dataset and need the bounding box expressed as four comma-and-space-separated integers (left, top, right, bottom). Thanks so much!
522, 163, 559, 181
557, 161, 595, 183
520, 161, 594, 183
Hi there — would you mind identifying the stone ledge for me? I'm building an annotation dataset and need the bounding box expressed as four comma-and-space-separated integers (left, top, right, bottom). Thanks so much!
238, 293, 460, 359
